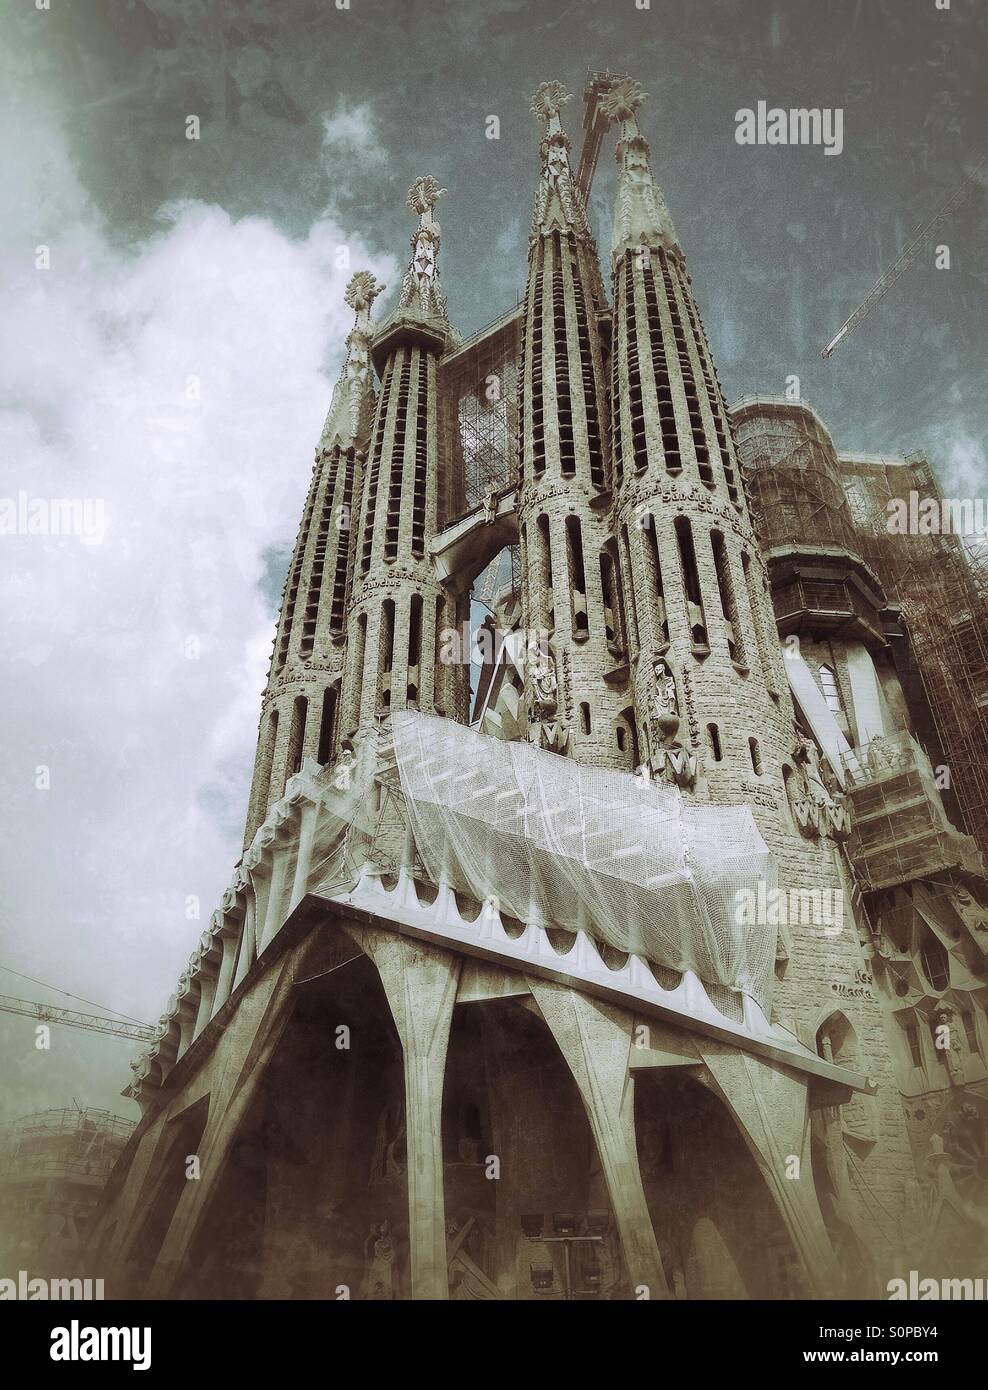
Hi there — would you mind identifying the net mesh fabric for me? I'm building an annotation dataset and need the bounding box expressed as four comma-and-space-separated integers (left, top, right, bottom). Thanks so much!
391, 711, 778, 1008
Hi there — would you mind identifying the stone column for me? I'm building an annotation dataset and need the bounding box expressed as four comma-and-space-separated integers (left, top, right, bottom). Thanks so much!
140, 952, 300, 1298
696, 1040, 842, 1297
344, 924, 461, 1299
528, 978, 670, 1299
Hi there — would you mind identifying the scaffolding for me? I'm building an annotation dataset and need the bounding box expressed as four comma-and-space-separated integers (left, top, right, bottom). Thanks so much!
437, 305, 523, 609
732, 397, 862, 556
0, 1107, 136, 1254
841, 731, 983, 889
841, 453, 988, 862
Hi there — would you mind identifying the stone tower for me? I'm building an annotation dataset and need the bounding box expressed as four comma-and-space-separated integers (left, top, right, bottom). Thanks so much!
339, 176, 469, 740
604, 77, 783, 796
518, 82, 623, 764
244, 270, 384, 845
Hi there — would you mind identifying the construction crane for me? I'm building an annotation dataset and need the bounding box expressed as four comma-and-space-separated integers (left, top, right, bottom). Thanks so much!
0, 994, 156, 1043
576, 69, 630, 198
822, 154, 987, 358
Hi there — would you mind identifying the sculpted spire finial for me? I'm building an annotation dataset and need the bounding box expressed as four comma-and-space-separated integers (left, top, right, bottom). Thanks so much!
406, 175, 447, 220
600, 78, 648, 127
529, 80, 573, 126
396, 176, 449, 324
318, 270, 383, 450
606, 75, 680, 261
344, 271, 386, 316
527, 81, 594, 244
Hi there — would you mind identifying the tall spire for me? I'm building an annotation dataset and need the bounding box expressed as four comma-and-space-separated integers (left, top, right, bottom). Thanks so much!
319, 270, 386, 450
395, 175, 449, 326
528, 80, 594, 243
602, 77, 680, 262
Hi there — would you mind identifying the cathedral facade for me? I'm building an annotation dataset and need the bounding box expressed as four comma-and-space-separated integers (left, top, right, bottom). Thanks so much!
90, 76, 988, 1300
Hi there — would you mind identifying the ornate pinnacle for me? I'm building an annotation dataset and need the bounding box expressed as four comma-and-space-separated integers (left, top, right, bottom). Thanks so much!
344, 271, 385, 315
529, 80, 572, 125
406, 175, 447, 218
601, 78, 648, 126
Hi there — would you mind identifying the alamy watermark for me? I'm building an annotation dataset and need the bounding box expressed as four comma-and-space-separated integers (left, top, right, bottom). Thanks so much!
0, 491, 105, 543
0, 1270, 104, 1299
733, 882, 843, 936
886, 491, 988, 538
735, 101, 843, 156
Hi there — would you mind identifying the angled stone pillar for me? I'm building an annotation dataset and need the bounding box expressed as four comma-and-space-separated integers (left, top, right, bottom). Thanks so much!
139, 950, 300, 1297
696, 1040, 842, 1297
344, 923, 461, 1300
527, 978, 670, 1299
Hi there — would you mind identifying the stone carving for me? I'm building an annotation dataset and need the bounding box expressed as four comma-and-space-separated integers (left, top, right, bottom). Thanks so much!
527, 649, 558, 717
645, 657, 697, 789
529, 79, 572, 123
406, 175, 447, 217
344, 270, 386, 313
600, 78, 648, 125
787, 733, 852, 841
360, 1221, 399, 1300
398, 177, 449, 323
650, 657, 680, 736
528, 82, 595, 246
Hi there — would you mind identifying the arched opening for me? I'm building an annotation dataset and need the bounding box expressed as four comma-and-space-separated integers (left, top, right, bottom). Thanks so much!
286, 696, 307, 782
749, 737, 762, 775
819, 663, 842, 713
711, 529, 747, 668
442, 996, 629, 1299
920, 929, 950, 992
674, 516, 708, 651
536, 514, 555, 637
565, 515, 589, 640
643, 513, 670, 649
616, 706, 640, 771
706, 723, 722, 763
635, 1071, 803, 1298
317, 685, 338, 767
579, 702, 591, 735
407, 593, 423, 705
182, 942, 408, 1300
379, 599, 396, 709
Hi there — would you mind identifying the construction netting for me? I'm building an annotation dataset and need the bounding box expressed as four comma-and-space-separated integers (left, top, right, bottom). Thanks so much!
390, 712, 778, 1007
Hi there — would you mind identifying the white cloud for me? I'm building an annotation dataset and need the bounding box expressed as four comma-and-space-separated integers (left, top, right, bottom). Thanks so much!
0, 86, 396, 1119
322, 100, 387, 170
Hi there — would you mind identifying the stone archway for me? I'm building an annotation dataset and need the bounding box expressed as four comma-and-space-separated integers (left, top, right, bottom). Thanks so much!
635, 1069, 806, 1298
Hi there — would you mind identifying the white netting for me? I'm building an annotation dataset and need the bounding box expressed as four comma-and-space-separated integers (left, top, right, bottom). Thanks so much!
391, 712, 778, 1008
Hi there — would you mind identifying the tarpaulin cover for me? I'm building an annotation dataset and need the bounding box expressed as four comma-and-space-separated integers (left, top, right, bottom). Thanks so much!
390, 711, 778, 1007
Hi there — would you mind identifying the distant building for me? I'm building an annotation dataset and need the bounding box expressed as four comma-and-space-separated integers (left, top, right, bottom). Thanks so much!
0, 1108, 134, 1277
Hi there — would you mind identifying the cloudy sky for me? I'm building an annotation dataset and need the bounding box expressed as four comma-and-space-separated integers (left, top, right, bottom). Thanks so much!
1, 0, 986, 1124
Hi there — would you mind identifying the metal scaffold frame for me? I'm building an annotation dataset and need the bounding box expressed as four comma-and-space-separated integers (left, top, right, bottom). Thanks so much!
844, 457, 988, 860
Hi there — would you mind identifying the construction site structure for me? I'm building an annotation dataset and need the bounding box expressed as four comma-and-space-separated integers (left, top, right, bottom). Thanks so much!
732, 399, 988, 1241
87, 75, 988, 1302
0, 994, 156, 1043
820, 153, 987, 358
0, 1108, 135, 1276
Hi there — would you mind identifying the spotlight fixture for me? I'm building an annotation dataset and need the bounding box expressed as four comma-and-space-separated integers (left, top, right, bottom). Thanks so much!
520, 1213, 544, 1238
586, 1210, 609, 1236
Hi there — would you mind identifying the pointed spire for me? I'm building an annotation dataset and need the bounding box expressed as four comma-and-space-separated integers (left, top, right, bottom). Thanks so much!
395, 175, 449, 326
602, 77, 680, 262
319, 271, 385, 451
528, 80, 594, 243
